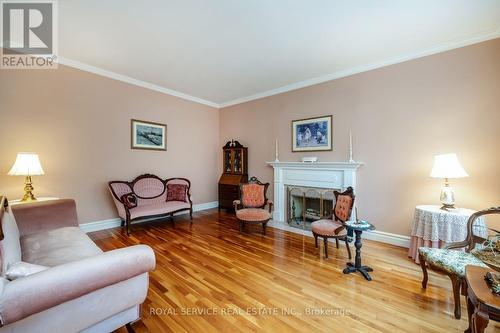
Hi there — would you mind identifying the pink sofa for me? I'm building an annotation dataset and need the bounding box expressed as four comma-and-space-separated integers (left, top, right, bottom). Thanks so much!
0, 196, 155, 333
109, 174, 193, 235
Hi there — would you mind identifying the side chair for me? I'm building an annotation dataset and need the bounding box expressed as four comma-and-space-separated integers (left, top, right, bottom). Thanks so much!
418, 207, 500, 319
311, 187, 354, 260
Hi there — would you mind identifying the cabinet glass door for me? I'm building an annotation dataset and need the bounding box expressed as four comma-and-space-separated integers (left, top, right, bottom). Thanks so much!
224, 149, 232, 173
234, 149, 242, 174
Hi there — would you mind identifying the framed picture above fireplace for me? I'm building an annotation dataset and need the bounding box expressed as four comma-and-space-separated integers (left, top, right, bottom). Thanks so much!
291, 115, 332, 152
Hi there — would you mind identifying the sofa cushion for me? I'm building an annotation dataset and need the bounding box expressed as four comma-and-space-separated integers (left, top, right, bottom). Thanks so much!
21, 227, 102, 267
6, 261, 48, 280
166, 184, 188, 202
121, 193, 138, 209
129, 201, 190, 220
0, 209, 22, 276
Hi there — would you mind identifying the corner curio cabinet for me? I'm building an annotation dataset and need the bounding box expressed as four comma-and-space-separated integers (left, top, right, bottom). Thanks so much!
218, 140, 248, 211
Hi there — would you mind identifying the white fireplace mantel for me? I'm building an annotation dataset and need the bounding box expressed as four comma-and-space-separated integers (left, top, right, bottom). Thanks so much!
266, 161, 364, 222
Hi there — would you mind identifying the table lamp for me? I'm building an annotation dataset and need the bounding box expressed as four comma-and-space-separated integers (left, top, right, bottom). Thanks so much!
7, 153, 45, 202
430, 153, 468, 210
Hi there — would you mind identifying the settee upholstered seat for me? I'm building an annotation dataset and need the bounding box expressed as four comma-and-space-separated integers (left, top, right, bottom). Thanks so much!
128, 201, 191, 220
418, 247, 487, 278
109, 174, 193, 235
21, 227, 102, 267
235, 208, 271, 222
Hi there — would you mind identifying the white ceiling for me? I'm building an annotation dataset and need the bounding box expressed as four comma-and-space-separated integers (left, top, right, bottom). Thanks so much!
59, 0, 500, 107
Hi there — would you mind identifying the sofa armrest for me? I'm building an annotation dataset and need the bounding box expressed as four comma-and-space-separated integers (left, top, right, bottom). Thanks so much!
0, 245, 155, 326
11, 199, 79, 237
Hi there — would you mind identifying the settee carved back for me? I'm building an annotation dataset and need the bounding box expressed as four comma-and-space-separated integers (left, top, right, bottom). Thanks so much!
109, 174, 192, 204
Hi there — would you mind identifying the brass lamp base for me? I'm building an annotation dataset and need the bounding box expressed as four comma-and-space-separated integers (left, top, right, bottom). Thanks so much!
21, 176, 37, 202
440, 204, 456, 211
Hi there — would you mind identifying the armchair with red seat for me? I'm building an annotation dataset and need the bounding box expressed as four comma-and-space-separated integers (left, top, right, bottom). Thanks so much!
233, 177, 273, 235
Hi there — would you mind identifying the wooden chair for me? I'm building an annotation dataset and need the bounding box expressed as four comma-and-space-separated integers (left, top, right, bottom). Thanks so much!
233, 177, 273, 234
311, 187, 354, 259
418, 207, 500, 319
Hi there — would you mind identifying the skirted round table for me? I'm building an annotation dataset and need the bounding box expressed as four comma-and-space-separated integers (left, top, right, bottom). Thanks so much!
408, 205, 488, 264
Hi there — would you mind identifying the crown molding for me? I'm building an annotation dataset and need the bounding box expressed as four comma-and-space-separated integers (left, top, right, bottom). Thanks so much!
219, 30, 500, 108
58, 57, 221, 108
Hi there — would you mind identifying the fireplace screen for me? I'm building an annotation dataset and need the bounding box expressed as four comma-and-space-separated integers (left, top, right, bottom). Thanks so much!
287, 186, 337, 230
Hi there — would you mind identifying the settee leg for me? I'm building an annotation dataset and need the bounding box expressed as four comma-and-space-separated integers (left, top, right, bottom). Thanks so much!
126, 220, 131, 235
262, 222, 267, 235
239, 221, 244, 232
121, 219, 125, 227
190, 208, 193, 222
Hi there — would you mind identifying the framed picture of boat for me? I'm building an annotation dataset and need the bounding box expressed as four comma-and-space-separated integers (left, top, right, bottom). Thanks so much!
131, 119, 167, 151
292, 115, 332, 152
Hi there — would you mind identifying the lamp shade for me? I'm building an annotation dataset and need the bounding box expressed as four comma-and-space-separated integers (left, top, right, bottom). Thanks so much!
430, 153, 468, 179
7, 153, 45, 176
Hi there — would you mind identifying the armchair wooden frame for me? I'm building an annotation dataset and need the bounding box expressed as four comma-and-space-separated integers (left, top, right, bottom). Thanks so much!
419, 206, 500, 319
233, 177, 273, 235
312, 187, 354, 260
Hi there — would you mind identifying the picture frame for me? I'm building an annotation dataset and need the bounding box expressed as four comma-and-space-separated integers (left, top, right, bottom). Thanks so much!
131, 119, 167, 151
291, 115, 332, 152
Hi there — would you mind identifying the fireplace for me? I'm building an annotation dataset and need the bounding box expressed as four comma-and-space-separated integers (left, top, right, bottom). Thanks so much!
267, 161, 363, 225
287, 186, 337, 230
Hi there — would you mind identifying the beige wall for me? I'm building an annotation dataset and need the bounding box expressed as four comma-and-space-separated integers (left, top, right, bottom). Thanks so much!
0, 65, 220, 223
220, 39, 500, 236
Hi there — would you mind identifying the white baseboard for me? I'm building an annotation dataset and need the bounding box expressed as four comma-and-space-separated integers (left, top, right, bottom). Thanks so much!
267, 220, 410, 248
80, 201, 218, 233
362, 230, 410, 248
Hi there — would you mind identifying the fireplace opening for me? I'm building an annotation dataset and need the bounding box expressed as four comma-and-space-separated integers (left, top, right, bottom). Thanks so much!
287, 186, 337, 230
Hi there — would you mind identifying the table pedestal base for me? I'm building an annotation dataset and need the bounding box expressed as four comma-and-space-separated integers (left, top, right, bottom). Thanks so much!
343, 262, 373, 281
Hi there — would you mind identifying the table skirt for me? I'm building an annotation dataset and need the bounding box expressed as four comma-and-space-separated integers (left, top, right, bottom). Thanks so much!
408, 236, 445, 264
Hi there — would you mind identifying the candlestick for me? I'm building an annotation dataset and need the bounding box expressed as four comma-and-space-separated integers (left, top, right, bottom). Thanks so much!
349, 130, 355, 163
275, 138, 280, 162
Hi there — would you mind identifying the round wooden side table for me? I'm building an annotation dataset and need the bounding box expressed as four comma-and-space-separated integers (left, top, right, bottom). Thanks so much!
465, 265, 500, 333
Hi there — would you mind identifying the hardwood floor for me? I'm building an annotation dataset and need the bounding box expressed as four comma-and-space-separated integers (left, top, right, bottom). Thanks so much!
90, 210, 500, 333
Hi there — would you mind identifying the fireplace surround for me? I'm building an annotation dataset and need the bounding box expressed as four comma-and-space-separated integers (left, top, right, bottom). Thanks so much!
267, 161, 363, 226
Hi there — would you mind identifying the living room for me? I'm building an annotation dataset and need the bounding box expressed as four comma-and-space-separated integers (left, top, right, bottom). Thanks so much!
0, 1, 499, 332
